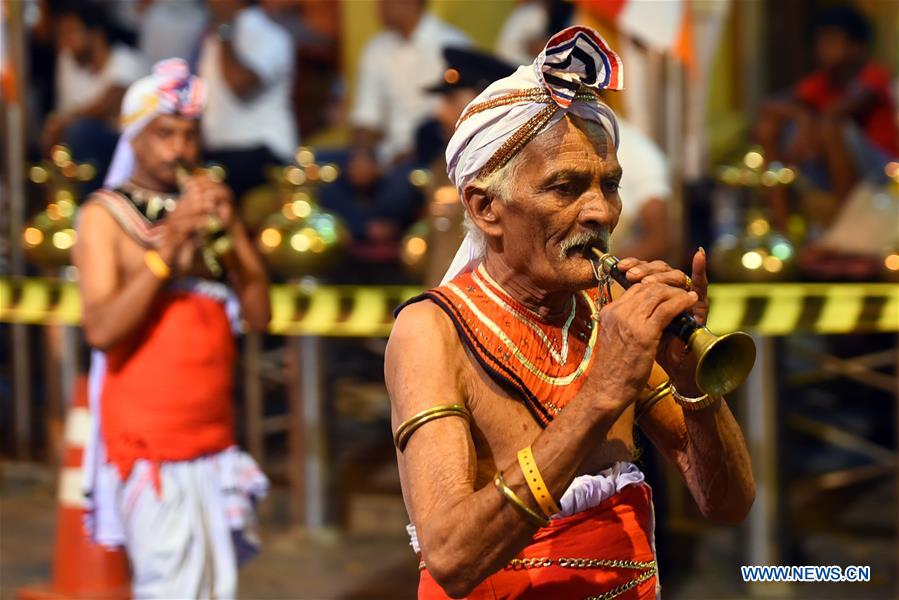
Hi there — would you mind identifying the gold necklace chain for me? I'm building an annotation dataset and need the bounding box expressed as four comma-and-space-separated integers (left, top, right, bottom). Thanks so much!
474, 266, 581, 365
122, 181, 178, 221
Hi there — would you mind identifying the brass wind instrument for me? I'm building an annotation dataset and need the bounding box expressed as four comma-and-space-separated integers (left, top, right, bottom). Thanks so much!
591, 249, 756, 397
175, 164, 233, 277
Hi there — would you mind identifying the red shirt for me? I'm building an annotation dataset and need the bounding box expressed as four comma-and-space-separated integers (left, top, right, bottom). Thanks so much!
795, 62, 899, 157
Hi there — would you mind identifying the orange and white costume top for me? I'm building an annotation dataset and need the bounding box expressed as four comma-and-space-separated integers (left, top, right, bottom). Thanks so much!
397, 265, 663, 599
79, 186, 267, 560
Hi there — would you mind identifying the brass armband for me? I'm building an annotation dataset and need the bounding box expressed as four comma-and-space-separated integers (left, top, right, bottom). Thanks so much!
634, 380, 671, 423
493, 471, 550, 528
393, 404, 471, 452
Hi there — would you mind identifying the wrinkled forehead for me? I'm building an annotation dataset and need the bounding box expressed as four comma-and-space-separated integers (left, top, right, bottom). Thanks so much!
524, 114, 617, 166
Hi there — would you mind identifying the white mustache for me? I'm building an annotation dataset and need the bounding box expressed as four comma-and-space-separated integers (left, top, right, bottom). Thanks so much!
559, 231, 610, 259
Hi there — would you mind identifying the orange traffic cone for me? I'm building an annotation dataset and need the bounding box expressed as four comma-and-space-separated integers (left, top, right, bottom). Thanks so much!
18, 375, 131, 599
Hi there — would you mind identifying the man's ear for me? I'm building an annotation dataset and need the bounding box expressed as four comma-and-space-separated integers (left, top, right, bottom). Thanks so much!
462, 183, 504, 239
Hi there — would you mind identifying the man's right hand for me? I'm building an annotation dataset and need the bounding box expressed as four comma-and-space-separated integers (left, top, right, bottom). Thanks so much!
588, 278, 699, 415
158, 179, 217, 274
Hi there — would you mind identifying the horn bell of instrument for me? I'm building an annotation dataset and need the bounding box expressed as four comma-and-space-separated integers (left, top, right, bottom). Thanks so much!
689, 327, 757, 397
590, 249, 756, 397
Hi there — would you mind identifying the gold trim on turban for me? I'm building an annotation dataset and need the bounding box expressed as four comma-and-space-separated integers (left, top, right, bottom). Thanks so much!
458, 87, 604, 178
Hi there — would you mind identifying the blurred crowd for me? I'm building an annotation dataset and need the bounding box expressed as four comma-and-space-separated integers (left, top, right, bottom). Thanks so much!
15, 0, 899, 285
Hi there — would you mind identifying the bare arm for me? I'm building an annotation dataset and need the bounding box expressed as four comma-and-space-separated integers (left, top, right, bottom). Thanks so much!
42, 86, 126, 152
626, 249, 755, 523
639, 391, 755, 523
221, 220, 271, 332
823, 84, 877, 120
387, 281, 699, 597
218, 38, 262, 100
66, 85, 127, 121
195, 174, 271, 331
74, 203, 168, 350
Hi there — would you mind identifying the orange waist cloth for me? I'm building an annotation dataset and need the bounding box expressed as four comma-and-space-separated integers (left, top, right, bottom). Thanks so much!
102, 290, 236, 479
419, 484, 657, 600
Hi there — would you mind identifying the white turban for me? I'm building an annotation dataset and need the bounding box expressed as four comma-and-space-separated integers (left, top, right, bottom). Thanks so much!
104, 58, 206, 188
442, 26, 624, 283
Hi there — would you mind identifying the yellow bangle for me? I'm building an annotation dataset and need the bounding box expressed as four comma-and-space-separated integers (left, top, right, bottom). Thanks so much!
493, 471, 549, 528
517, 445, 561, 518
144, 249, 171, 280
393, 404, 470, 452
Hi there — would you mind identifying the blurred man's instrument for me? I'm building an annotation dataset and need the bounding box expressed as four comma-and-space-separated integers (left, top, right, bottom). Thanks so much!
591, 249, 756, 397
175, 164, 233, 277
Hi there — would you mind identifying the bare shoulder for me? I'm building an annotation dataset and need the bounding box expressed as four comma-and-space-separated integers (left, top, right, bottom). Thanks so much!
75, 200, 122, 244
388, 299, 456, 350
385, 299, 465, 416
73, 199, 128, 300
73, 201, 121, 259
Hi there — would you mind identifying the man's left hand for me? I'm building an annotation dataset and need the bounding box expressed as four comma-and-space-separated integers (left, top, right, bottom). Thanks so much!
615, 248, 709, 395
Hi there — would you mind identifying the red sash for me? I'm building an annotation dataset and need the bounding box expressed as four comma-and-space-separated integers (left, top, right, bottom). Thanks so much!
418, 484, 657, 599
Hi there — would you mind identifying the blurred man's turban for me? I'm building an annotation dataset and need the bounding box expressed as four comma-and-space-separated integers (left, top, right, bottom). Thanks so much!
104, 58, 206, 188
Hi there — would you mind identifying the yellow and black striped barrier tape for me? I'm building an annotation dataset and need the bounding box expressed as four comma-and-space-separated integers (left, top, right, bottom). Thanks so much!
0, 278, 896, 337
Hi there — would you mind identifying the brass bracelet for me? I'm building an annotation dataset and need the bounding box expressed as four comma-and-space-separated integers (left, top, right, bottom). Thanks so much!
393, 404, 471, 452
493, 471, 550, 528
670, 384, 719, 411
517, 446, 561, 518
634, 380, 671, 423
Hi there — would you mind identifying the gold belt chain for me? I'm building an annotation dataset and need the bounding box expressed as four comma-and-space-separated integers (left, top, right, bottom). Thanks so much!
505, 557, 655, 570
506, 557, 657, 600
419, 557, 656, 600
583, 566, 657, 600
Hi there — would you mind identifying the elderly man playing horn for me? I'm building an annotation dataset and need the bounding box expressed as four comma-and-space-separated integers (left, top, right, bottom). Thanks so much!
386, 28, 755, 599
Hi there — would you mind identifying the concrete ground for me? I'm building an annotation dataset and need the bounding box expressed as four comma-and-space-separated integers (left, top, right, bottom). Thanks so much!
2, 461, 896, 599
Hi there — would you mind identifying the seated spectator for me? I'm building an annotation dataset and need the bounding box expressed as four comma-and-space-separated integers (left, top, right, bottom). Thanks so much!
42, 1, 147, 191
755, 5, 898, 227
199, 0, 298, 200
318, 0, 470, 246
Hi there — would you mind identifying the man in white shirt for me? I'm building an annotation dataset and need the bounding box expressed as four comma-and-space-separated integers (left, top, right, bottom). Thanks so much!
199, 0, 298, 200
43, 1, 147, 191
610, 119, 675, 261
320, 0, 470, 247
138, 0, 208, 66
